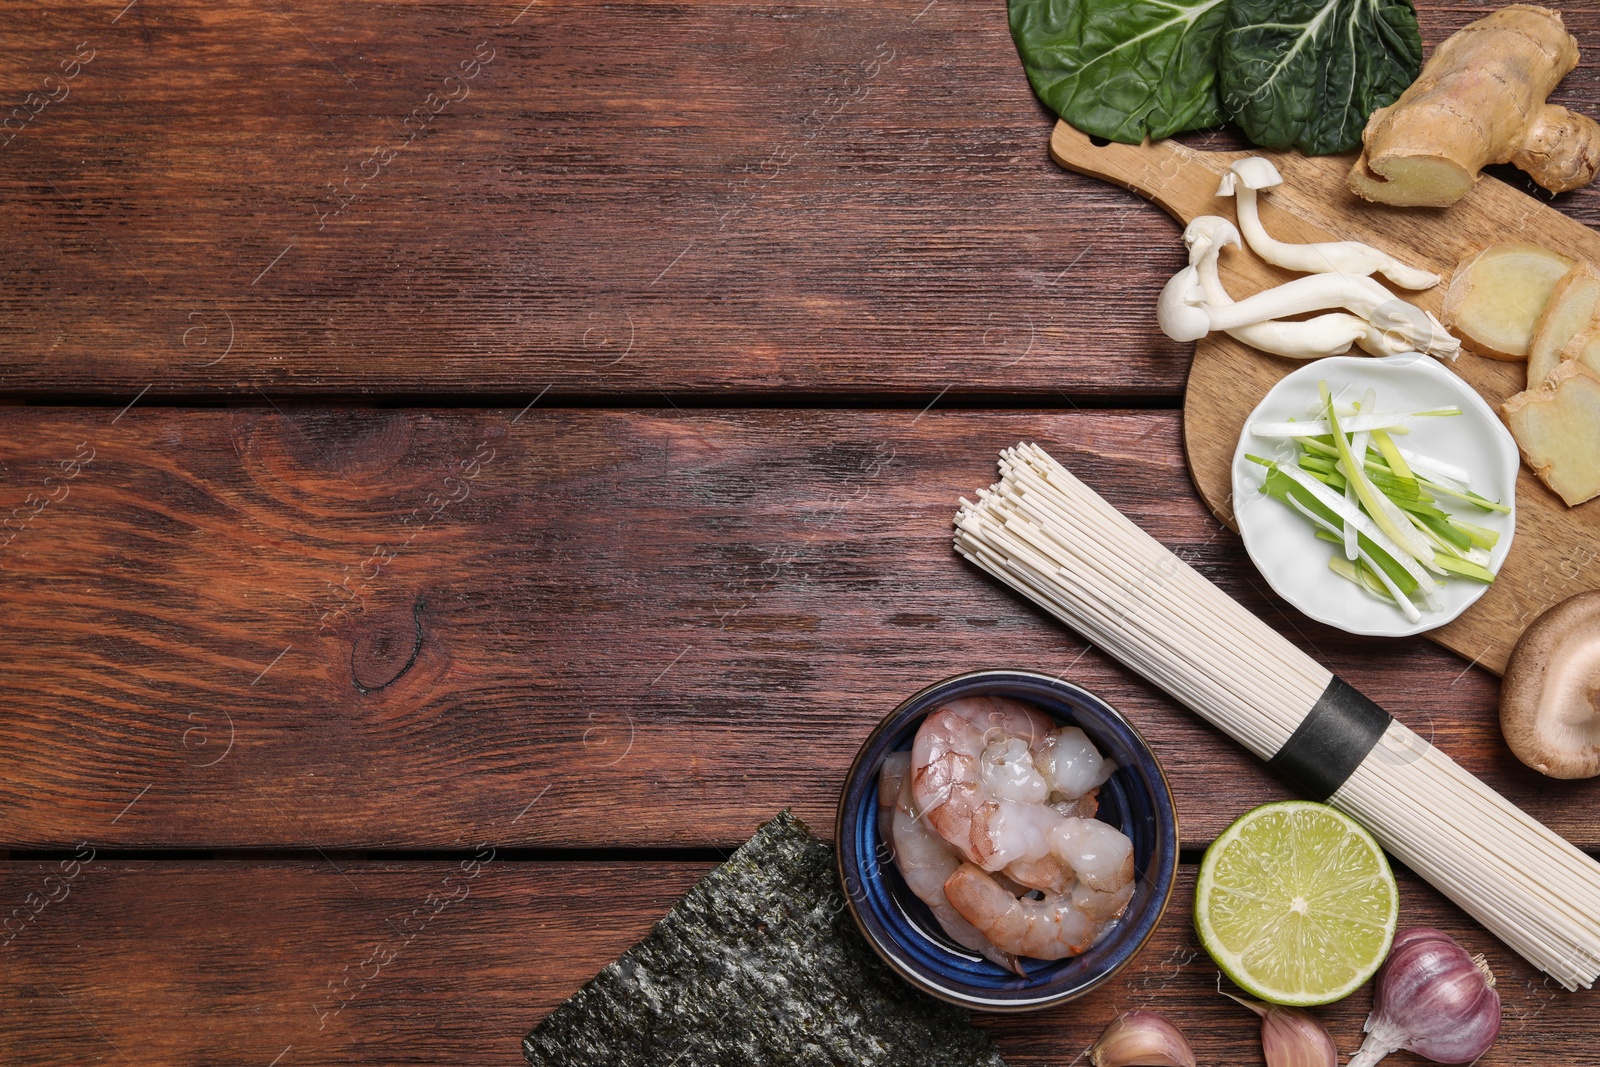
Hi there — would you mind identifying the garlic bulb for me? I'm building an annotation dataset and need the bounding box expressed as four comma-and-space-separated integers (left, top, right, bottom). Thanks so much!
1349, 927, 1501, 1066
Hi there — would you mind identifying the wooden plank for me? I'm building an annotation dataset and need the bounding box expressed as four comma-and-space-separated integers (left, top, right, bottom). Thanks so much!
0, 407, 1581, 851
0, 0, 1182, 399
4, 1, 1599, 397
0, 859, 1578, 1065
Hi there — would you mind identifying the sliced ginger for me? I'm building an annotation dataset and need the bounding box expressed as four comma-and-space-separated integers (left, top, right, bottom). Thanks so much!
1350, 6, 1600, 207
1529, 263, 1600, 387
1562, 329, 1600, 379
1453, 239, 1600, 507
1503, 362, 1600, 507
1442, 243, 1574, 360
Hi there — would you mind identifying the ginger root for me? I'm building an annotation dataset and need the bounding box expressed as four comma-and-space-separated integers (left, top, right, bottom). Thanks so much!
1503, 361, 1600, 507
1350, 5, 1600, 207
1441, 242, 1573, 360
1528, 263, 1600, 387
1560, 325, 1600, 380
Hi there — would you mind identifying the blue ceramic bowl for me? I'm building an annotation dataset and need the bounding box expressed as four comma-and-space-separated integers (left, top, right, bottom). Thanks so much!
836, 670, 1179, 1011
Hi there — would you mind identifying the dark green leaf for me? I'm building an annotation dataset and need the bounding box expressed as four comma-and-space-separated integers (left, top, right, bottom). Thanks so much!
1008, 0, 1231, 143
1219, 0, 1423, 155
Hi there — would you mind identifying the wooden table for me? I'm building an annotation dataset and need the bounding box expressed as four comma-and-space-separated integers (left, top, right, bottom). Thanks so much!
4, 2, 1598, 1063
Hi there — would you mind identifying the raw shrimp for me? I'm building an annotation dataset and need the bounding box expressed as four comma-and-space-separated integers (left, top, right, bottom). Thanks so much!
1002, 854, 1075, 896
1055, 816, 1136, 892
1073, 878, 1136, 925
910, 697, 1128, 887
877, 751, 911, 847
992, 813, 1135, 895
943, 860, 1137, 960
1052, 790, 1103, 822
1035, 726, 1115, 800
911, 696, 1062, 869
908, 700, 1145, 959
877, 754, 1024, 974
943, 863, 1102, 960
906, 695, 1137, 959
1002, 791, 1104, 891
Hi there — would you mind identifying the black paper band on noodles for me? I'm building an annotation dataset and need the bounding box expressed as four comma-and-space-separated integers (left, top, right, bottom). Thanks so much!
1265, 677, 1394, 802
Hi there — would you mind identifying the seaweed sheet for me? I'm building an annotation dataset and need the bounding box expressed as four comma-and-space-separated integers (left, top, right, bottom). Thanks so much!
523, 811, 1007, 1067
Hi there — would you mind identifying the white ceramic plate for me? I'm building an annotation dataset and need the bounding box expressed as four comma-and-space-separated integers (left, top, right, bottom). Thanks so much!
1231, 355, 1519, 638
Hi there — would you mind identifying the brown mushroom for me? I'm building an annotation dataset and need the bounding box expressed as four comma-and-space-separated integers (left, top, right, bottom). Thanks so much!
1501, 590, 1600, 779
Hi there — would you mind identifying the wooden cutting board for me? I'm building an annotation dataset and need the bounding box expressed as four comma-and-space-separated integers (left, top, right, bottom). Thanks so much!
1048, 119, 1600, 676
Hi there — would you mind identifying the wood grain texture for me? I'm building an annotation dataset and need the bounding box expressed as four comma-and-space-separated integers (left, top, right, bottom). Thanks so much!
1049, 119, 1600, 675
0, 859, 1576, 1065
2, 2, 1599, 398
0, 407, 1586, 852
0, 0, 1189, 399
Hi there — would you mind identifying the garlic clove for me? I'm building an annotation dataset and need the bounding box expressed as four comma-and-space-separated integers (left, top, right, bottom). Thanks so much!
1089, 1010, 1197, 1067
1259, 1005, 1338, 1067
1222, 990, 1338, 1067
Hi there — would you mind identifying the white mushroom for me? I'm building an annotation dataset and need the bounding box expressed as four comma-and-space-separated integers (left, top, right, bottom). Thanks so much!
1184, 217, 1412, 361
1160, 217, 1461, 361
1217, 157, 1442, 291
1156, 265, 1212, 343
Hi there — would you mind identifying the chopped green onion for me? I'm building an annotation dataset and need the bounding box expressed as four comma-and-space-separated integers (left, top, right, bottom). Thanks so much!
1433, 554, 1496, 584
1248, 409, 1462, 438
1418, 478, 1512, 515
1327, 552, 1399, 603
1322, 381, 1442, 578
1295, 438, 1506, 512
1450, 519, 1501, 550
1372, 429, 1416, 484
1389, 496, 1449, 520
1298, 454, 1340, 476
1250, 384, 1504, 623
1264, 466, 1421, 595
1412, 510, 1473, 552
1286, 491, 1419, 620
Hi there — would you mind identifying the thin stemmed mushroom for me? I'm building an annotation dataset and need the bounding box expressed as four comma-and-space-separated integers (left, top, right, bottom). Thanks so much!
1217, 157, 1441, 291
1501, 591, 1600, 779
1184, 217, 1413, 361
1157, 231, 1461, 361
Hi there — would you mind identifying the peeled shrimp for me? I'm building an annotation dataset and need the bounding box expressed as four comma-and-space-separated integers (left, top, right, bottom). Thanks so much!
1052, 791, 1102, 821
911, 696, 1062, 869
1001, 854, 1075, 896
877, 752, 1024, 974
1035, 726, 1115, 800
1055, 816, 1136, 892
877, 751, 910, 847
986, 813, 1135, 896
942, 863, 1137, 960
1073, 878, 1136, 925
944, 863, 1101, 960
905, 694, 1137, 960
1003, 790, 1104, 891
911, 697, 1128, 885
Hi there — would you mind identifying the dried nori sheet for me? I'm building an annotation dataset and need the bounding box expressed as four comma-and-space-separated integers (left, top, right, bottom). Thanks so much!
523, 810, 1008, 1067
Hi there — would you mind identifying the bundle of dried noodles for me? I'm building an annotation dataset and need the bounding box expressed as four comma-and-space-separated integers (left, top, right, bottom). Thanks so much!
955, 443, 1600, 990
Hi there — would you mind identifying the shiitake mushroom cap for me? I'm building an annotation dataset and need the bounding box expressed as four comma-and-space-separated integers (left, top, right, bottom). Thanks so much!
1501, 590, 1600, 779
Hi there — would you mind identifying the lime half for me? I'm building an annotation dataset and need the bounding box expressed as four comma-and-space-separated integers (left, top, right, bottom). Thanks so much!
1195, 801, 1398, 1005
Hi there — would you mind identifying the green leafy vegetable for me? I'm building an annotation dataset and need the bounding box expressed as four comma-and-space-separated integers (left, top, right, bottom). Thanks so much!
1219, 0, 1423, 154
1007, 0, 1424, 153
1007, 0, 1231, 142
